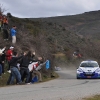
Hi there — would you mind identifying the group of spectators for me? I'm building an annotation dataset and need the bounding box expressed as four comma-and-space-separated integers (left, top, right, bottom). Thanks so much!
0, 13, 50, 85
73, 50, 83, 59
0, 46, 49, 85
0, 13, 17, 45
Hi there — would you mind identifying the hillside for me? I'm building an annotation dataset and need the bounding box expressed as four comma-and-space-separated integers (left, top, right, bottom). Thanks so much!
1, 10, 100, 69
30, 10, 100, 64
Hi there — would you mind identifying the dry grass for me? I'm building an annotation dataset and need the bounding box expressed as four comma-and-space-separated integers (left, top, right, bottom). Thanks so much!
83, 95, 100, 100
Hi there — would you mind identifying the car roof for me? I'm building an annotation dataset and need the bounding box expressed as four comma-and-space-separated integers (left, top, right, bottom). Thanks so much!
81, 60, 98, 64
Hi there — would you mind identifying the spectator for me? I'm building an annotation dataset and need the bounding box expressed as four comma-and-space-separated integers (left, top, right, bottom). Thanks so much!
2, 15, 9, 40
1, 50, 6, 74
9, 51, 26, 85
10, 26, 17, 44
6, 46, 14, 73
20, 51, 34, 84
29, 51, 36, 82
31, 57, 47, 82
2, 15, 8, 29
73, 49, 83, 59
3, 28, 9, 41
0, 47, 6, 77
0, 52, 3, 77
31, 51, 35, 59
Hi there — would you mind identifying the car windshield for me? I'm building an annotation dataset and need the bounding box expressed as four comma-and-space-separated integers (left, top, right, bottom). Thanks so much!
80, 62, 99, 67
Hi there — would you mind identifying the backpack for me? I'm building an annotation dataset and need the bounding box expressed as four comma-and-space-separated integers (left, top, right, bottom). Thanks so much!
31, 76, 38, 83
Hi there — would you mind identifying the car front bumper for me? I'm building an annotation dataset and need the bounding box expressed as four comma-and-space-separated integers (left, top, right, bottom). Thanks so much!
77, 72, 100, 79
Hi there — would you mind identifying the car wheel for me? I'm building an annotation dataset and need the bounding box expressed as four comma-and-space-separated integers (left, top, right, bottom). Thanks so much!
76, 75, 80, 79
77, 77, 80, 79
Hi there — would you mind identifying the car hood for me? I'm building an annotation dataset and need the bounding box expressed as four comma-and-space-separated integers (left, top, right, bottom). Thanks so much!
80, 67, 99, 72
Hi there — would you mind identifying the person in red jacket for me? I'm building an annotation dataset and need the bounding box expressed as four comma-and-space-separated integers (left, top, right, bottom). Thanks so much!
6, 46, 14, 73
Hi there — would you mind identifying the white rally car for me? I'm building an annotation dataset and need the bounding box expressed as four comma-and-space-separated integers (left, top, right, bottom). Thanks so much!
77, 60, 100, 79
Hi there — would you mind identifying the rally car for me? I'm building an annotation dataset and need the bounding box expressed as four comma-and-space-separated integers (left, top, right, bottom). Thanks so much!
77, 60, 100, 79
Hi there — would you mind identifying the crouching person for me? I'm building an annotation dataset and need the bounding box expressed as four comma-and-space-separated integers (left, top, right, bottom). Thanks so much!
32, 57, 47, 83
8, 51, 26, 85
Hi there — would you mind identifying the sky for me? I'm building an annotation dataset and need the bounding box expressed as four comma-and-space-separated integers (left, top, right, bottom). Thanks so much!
1, 0, 100, 18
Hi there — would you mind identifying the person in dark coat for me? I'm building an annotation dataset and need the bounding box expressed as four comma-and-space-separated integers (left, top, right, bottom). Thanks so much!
0, 47, 6, 77
8, 51, 26, 85
1, 50, 6, 74
3, 28, 9, 40
20, 51, 35, 84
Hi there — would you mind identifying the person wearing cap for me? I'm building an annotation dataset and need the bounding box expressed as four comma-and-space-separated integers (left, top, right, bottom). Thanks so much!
10, 26, 17, 44
6, 46, 14, 73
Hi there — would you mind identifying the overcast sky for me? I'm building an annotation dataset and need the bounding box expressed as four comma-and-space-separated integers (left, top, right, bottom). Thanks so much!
1, 0, 100, 18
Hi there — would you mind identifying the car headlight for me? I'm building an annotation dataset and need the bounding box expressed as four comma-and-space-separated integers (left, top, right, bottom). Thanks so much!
77, 68, 83, 72
95, 68, 100, 72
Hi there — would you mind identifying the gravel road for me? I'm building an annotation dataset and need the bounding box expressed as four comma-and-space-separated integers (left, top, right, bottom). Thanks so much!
0, 69, 100, 100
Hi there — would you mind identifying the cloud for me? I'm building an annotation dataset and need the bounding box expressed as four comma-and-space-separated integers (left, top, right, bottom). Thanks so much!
1, 0, 100, 18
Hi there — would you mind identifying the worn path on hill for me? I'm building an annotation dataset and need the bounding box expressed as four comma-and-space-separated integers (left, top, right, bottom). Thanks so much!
0, 68, 100, 100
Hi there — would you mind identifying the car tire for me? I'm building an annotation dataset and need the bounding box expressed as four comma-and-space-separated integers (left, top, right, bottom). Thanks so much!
76, 75, 80, 79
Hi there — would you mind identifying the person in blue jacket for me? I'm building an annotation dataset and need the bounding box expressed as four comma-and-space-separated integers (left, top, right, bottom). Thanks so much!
10, 26, 17, 44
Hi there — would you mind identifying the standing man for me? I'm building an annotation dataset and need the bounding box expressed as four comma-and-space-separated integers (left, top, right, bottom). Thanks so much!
10, 26, 17, 44
1, 50, 6, 74
9, 51, 26, 85
0, 47, 6, 77
20, 51, 33, 84
2, 15, 8, 29
6, 46, 14, 73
